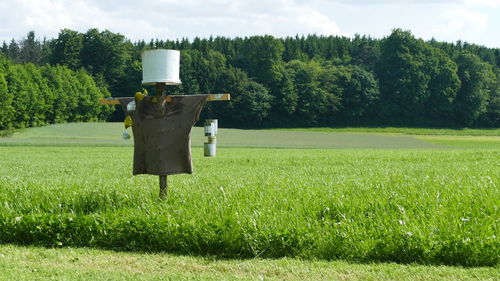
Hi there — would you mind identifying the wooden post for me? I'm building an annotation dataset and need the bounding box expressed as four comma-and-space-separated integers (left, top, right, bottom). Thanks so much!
159, 175, 167, 199
156, 82, 167, 199
155, 82, 166, 116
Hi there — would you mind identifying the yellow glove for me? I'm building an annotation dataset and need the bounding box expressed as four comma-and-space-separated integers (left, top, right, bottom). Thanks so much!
134, 92, 145, 102
134, 88, 148, 102
124, 115, 133, 129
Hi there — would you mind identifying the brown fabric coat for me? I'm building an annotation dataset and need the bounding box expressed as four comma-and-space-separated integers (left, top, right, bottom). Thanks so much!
119, 95, 208, 175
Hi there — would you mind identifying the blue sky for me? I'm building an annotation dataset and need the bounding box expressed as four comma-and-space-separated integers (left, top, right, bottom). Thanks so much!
1, 0, 499, 47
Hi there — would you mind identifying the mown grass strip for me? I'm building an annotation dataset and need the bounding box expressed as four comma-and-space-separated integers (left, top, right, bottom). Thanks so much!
0, 244, 497, 281
272, 127, 500, 136
416, 136, 500, 149
0, 245, 500, 281
1, 123, 448, 149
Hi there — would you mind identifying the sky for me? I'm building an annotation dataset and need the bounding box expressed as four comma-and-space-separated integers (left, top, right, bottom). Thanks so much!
1, 0, 499, 48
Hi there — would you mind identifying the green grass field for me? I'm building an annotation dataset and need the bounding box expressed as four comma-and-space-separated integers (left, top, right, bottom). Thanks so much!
0, 123, 498, 279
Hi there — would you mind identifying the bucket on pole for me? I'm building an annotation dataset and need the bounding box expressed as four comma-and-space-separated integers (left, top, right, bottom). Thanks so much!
204, 119, 218, 157
204, 119, 216, 137
210, 119, 218, 135
204, 136, 216, 157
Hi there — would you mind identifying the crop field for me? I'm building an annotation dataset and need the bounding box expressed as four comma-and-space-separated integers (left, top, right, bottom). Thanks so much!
0, 123, 498, 270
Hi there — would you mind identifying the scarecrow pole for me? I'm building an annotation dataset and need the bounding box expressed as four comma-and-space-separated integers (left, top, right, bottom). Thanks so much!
156, 82, 168, 199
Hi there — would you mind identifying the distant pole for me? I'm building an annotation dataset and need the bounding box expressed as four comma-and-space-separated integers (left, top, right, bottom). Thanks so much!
156, 82, 168, 199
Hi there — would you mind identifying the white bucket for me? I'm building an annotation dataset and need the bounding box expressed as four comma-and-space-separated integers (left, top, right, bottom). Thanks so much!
142, 49, 182, 85
204, 142, 216, 157
208, 119, 218, 135
204, 120, 216, 137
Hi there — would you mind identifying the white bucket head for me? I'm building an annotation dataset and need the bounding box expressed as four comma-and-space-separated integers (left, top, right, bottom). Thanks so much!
142, 49, 182, 85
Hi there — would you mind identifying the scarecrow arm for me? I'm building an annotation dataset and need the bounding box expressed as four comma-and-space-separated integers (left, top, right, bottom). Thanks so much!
99, 94, 230, 105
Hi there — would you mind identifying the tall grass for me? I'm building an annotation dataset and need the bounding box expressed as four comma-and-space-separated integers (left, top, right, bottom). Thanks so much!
0, 146, 498, 266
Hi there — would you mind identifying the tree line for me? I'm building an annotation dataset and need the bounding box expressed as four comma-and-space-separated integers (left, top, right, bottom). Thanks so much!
0, 52, 112, 130
1, 29, 499, 128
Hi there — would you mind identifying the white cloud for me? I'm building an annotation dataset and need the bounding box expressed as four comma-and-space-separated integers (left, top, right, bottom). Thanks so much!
463, 0, 500, 7
0, 0, 497, 47
0, 0, 348, 42
431, 2, 491, 44
287, 1, 348, 36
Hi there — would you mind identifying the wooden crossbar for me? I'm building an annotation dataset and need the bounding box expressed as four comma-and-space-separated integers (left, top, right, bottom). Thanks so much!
99, 93, 230, 105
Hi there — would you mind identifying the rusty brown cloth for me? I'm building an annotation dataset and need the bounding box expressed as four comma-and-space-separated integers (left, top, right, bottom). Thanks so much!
119, 95, 208, 175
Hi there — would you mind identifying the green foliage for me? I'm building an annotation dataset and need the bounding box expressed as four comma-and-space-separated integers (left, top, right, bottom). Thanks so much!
2, 28, 500, 128
40, 65, 74, 123
1, 32, 46, 65
5, 40, 20, 63
228, 81, 273, 127
286, 60, 340, 125
267, 63, 298, 120
0, 58, 111, 129
74, 69, 113, 121
377, 29, 435, 125
50, 29, 84, 69
324, 64, 379, 124
18, 31, 45, 65
478, 71, 500, 126
179, 49, 227, 95
350, 34, 381, 70
0, 57, 14, 129
81, 29, 134, 96
6, 64, 31, 128
424, 48, 461, 126
238, 35, 285, 85
453, 52, 495, 127
236, 36, 300, 124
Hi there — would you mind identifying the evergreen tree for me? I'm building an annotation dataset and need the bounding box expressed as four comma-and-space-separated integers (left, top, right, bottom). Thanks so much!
19, 31, 44, 65
7, 39, 21, 63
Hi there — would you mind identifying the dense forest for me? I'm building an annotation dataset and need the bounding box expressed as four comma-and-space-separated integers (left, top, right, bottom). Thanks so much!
1, 29, 499, 129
